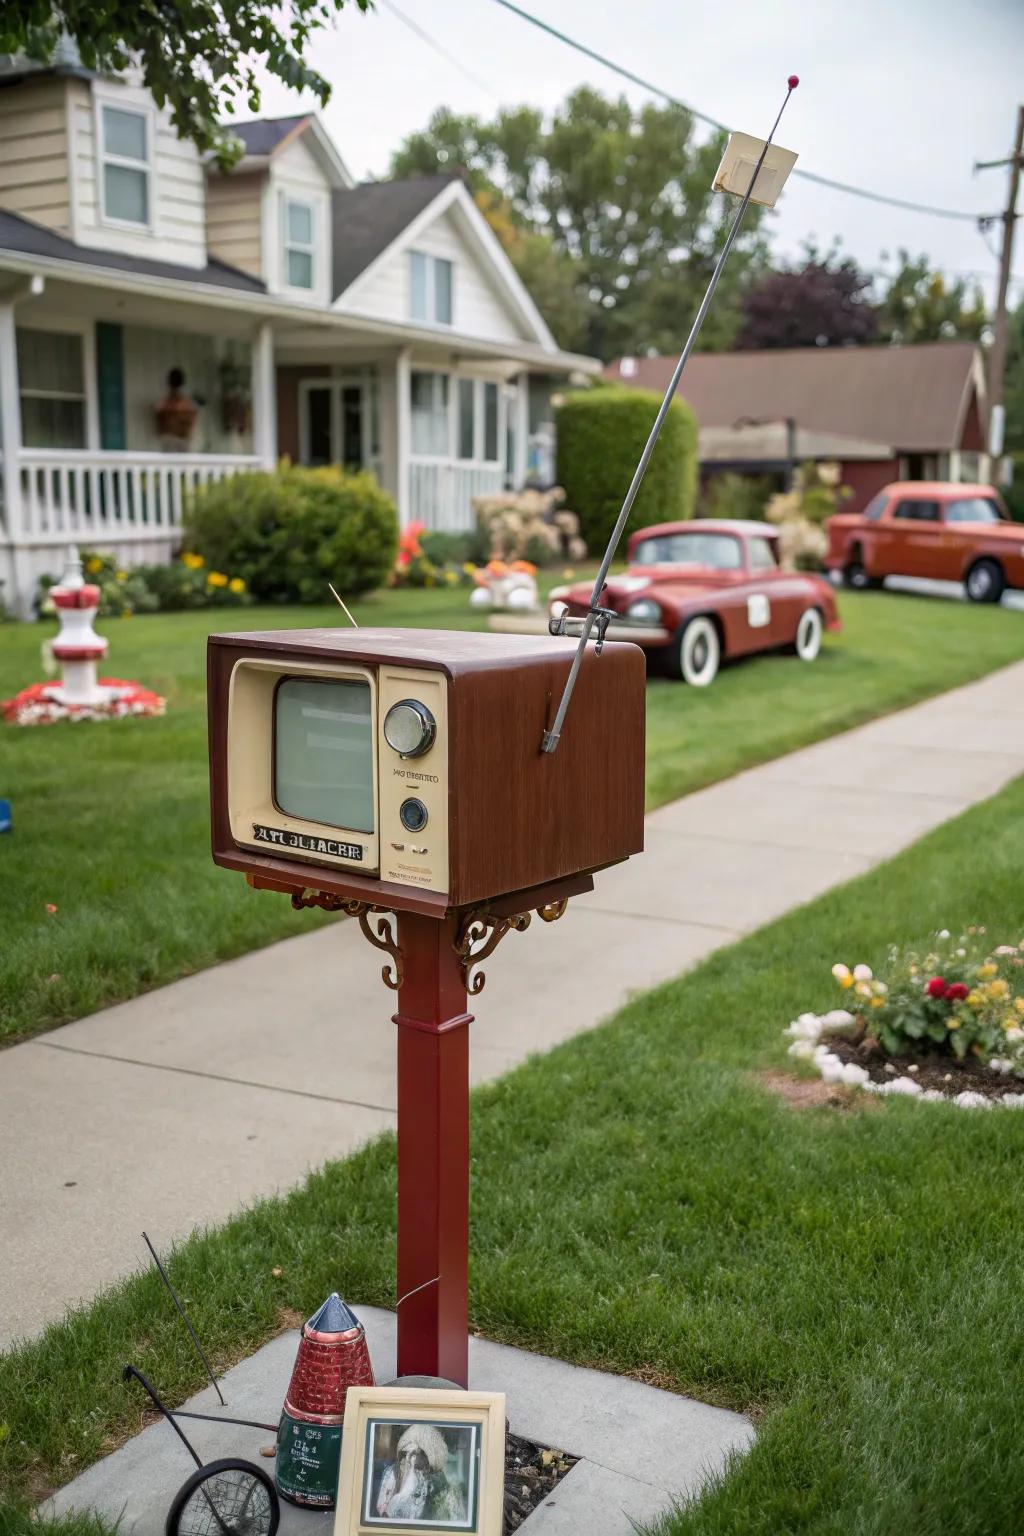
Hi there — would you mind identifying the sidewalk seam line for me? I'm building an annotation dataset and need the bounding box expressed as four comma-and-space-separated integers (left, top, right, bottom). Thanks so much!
34, 1040, 397, 1116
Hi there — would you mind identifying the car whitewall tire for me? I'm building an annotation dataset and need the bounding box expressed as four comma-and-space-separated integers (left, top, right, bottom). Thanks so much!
794, 607, 823, 662
678, 616, 720, 686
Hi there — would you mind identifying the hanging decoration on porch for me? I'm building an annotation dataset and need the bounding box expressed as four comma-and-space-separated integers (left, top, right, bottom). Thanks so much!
275, 1293, 375, 1509
2, 546, 167, 726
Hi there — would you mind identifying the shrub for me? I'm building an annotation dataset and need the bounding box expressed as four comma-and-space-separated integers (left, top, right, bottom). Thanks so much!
185, 464, 398, 603
471, 486, 586, 566
35, 550, 251, 618
699, 471, 775, 521
556, 386, 698, 553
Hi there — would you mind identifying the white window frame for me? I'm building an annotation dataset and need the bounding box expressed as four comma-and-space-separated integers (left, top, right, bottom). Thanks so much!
283, 196, 316, 295
298, 373, 380, 470
96, 99, 154, 233
408, 250, 455, 327
15, 316, 99, 451
452, 375, 504, 467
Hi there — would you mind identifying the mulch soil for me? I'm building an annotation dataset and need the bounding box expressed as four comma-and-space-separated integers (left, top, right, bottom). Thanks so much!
504, 1432, 577, 1532
829, 1035, 1020, 1102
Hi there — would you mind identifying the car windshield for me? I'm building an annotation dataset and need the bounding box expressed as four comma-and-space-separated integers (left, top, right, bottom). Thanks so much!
944, 497, 1005, 525
631, 532, 743, 570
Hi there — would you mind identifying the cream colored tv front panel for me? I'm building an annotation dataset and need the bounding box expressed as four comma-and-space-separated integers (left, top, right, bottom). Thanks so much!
227, 657, 449, 895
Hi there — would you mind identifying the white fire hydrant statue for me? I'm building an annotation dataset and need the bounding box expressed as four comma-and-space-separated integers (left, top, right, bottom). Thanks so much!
50, 546, 111, 706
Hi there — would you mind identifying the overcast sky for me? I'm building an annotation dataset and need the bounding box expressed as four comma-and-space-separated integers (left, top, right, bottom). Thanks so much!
248, 0, 1024, 305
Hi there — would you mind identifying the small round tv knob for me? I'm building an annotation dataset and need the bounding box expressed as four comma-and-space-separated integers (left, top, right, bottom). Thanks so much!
399, 797, 429, 833
383, 699, 436, 758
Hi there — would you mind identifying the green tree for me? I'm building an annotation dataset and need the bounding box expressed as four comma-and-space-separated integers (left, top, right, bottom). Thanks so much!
391, 90, 769, 360
0, 0, 371, 168
875, 251, 988, 345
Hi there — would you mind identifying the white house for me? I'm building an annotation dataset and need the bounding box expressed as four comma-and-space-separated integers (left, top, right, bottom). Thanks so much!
0, 49, 596, 615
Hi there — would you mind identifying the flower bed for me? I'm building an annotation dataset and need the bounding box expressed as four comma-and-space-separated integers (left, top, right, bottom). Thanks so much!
3, 678, 166, 726
785, 929, 1024, 1108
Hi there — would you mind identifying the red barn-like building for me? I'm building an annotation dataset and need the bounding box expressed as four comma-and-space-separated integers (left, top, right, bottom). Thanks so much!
604, 341, 990, 513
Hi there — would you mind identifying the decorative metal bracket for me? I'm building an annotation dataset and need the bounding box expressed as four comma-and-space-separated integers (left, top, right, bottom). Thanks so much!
453, 899, 569, 995
291, 891, 404, 990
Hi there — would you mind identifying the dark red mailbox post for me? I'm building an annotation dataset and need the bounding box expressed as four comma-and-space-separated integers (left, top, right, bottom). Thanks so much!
208, 627, 645, 1385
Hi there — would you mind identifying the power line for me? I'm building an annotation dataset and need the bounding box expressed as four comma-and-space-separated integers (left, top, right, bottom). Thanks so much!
381, 0, 500, 100
488, 0, 993, 225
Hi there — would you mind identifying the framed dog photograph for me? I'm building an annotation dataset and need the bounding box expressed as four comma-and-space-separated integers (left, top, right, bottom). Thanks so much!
334, 1387, 506, 1536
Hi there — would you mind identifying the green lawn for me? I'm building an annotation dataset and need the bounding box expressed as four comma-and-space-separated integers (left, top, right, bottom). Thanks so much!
3, 770, 1024, 1531
1, 584, 1022, 1046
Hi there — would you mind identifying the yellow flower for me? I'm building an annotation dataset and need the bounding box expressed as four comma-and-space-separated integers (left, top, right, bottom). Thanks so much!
948, 1018, 960, 1030
207, 571, 228, 588
182, 552, 205, 571
86, 556, 103, 574
855, 982, 872, 998
840, 974, 854, 989
966, 991, 983, 1009
228, 577, 246, 594
445, 570, 459, 586
977, 962, 997, 979
461, 562, 477, 575
989, 978, 1009, 999
870, 996, 885, 1009
116, 569, 128, 582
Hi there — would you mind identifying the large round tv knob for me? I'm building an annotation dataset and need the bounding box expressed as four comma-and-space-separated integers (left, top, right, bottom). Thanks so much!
383, 699, 436, 758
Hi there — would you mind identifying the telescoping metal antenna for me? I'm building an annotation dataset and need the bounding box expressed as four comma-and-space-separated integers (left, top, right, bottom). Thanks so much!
541, 75, 801, 753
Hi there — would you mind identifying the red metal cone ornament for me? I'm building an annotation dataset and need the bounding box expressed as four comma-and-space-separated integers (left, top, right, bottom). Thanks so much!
275, 1293, 375, 1508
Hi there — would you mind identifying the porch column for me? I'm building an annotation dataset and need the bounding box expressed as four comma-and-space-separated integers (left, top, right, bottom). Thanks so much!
395, 346, 412, 528
252, 320, 277, 470
0, 298, 28, 616
514, 369, 530, 488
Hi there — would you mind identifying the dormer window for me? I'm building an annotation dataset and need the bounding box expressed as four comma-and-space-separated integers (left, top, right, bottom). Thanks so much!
409, 251, 453, 325
100, 105, 151, 227
284, 198, 315, 290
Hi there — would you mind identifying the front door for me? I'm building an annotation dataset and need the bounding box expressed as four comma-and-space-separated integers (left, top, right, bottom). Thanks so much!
302, 376, 379, 473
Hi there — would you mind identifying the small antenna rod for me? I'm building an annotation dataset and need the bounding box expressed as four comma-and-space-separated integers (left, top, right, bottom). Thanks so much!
142, 1230, 226, 1406
541, 75, 799, 754
329, 582, 359, 627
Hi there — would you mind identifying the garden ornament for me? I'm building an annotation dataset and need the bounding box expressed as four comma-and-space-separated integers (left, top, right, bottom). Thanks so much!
275, 1293, 375, 1508
542, 76, 801, 752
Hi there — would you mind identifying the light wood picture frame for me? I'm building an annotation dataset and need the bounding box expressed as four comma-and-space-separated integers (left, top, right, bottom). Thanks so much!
334, 1386, 506, 1535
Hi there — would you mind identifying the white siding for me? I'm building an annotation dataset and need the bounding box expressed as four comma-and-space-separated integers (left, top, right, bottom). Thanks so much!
70, 76, 208, 269
0, 76, 71, 232
341, 207, 528, 344
206, 170, 263, 278
264, 132, 332, 304
121, 324, 252, 454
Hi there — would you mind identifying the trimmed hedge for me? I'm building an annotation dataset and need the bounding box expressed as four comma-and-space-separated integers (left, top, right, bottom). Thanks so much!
555, 385, 698, 553
185, 464, 398, 603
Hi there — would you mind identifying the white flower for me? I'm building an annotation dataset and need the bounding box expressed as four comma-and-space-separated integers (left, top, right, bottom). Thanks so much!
855, 982, 872, 998
1005, 1026, 1024, 1044
872, 981, 889, 996
988, 1058, 1014, 1075
953, 1091, 992, 1110
995, 946, 1017, 956
938, 929, 950, 940
831, 963, 851, 982
853, 964, 873, 982
956, 948, 966, 958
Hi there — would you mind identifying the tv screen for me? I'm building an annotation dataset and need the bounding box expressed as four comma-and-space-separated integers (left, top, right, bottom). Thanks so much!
274, 677, 374, 833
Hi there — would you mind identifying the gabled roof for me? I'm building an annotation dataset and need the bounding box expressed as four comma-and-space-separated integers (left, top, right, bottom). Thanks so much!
0, 207, 266, 293
221, 113, 353, 188
331, 174, 460, 298
606, 341, 985, 453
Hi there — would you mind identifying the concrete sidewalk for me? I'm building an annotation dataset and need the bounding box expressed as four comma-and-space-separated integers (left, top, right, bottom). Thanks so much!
3, 661, 1024, 1350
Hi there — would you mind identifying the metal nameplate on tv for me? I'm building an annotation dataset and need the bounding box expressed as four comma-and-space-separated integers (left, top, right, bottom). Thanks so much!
252, 824, 364, 861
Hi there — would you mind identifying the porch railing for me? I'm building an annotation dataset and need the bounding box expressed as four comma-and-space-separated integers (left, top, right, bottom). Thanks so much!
409, 459, 505, 532
0, 449, 261, 544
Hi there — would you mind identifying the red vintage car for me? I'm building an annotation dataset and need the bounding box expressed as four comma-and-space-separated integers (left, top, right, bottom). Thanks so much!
825, 482, 1024, 603
546, 519, 841, 686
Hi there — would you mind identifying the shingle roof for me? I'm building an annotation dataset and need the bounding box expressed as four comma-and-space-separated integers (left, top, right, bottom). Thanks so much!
230, 115, 309, 158
331, 174, 459, 298
605, 341, 981, 453
0, 207, 266, 293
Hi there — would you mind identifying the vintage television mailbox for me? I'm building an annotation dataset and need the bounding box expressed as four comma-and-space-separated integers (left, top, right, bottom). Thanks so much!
208, 627, 645, 912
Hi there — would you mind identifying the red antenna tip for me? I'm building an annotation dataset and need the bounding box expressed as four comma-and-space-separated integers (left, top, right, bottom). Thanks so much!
787, 74, 800, 88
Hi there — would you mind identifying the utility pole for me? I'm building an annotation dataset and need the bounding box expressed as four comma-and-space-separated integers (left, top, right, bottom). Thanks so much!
977, 104, 1024, 463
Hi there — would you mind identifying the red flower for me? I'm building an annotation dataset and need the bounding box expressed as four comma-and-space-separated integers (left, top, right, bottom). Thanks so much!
926, 976, 947, 998
946, 983, 969, 1002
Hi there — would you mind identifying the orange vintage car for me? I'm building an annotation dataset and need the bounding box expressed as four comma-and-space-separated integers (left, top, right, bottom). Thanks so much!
825, 482, 1023, 603
543, 519, 841, 687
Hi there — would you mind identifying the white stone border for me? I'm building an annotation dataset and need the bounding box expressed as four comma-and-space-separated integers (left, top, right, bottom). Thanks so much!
784, 1011, 1024, 1110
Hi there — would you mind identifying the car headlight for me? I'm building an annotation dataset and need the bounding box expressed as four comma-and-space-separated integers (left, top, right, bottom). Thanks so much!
626, 598, 661, 624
